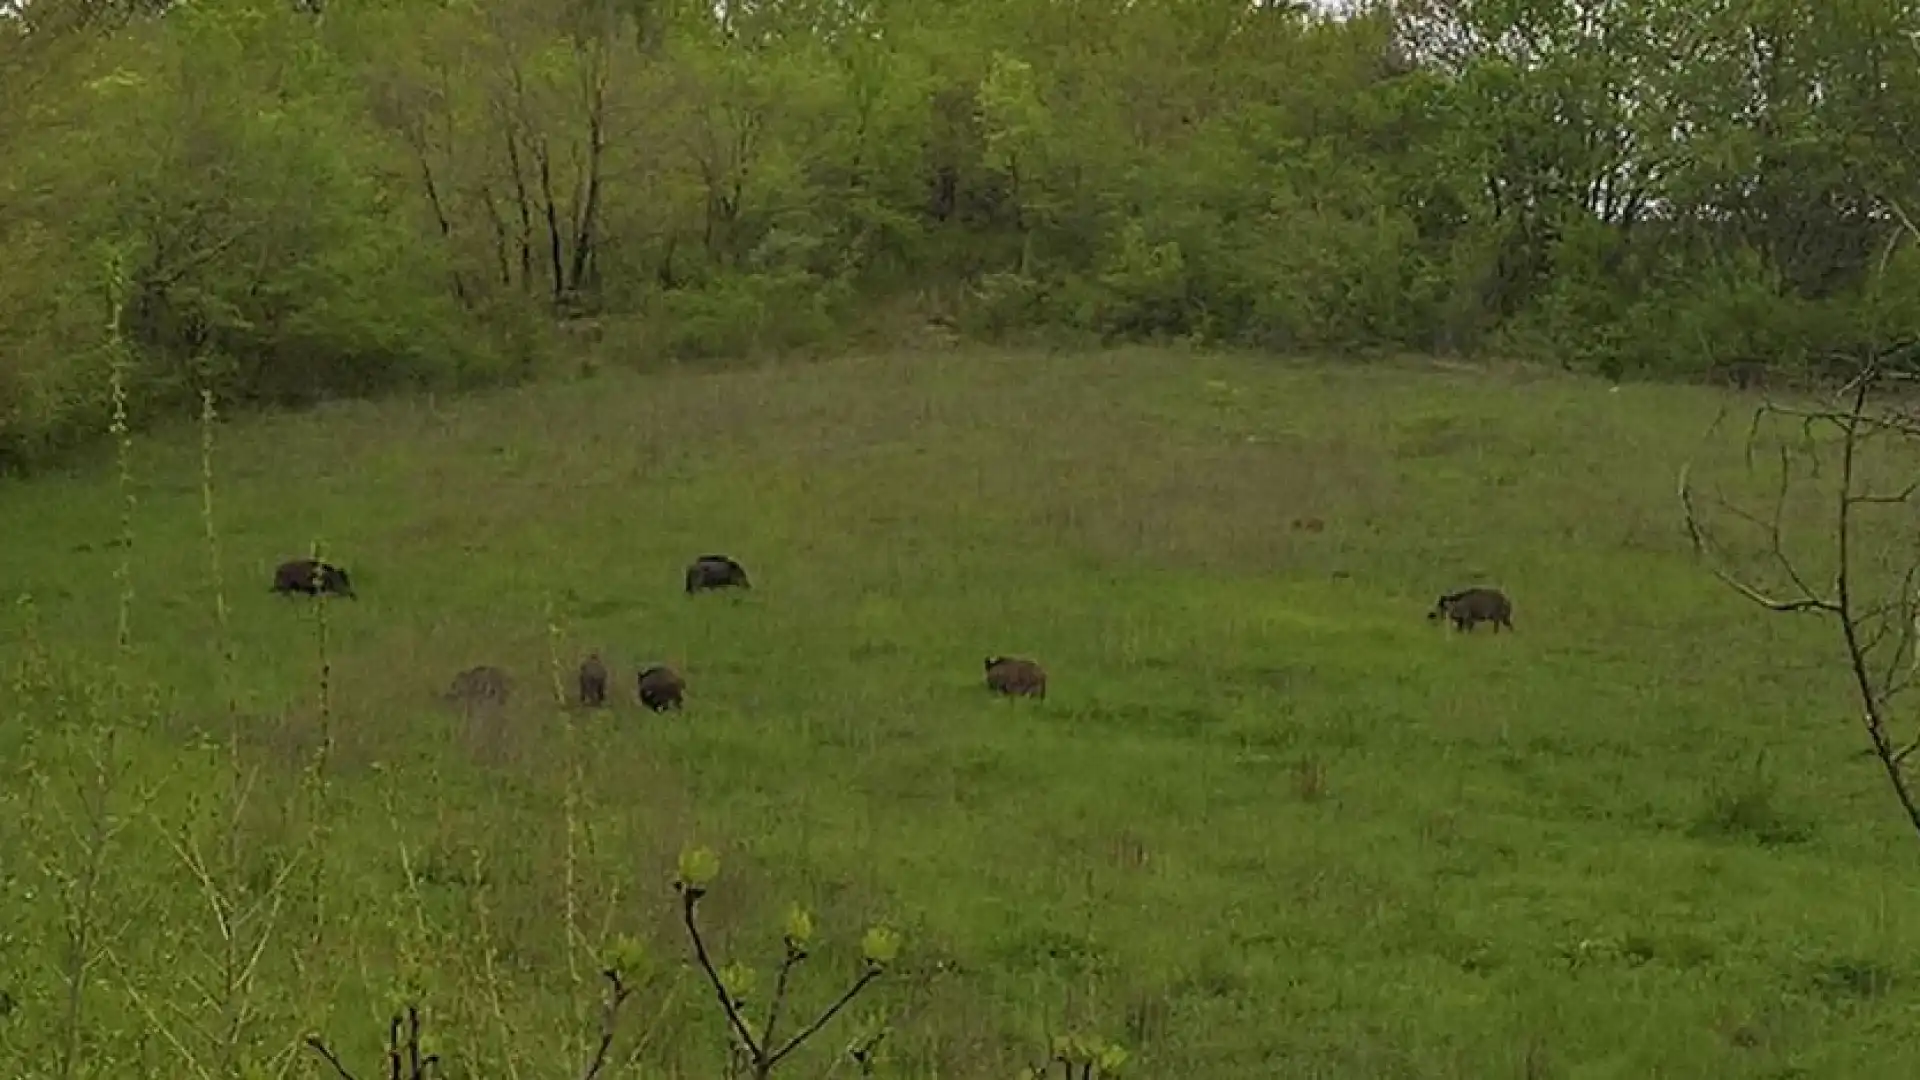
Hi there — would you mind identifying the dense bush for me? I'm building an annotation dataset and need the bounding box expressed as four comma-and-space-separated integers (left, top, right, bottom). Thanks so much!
3, 0, 1918, 468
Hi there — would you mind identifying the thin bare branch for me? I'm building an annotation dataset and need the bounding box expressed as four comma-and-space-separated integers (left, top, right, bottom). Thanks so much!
302, 1036, 358, 1080
108, 948, 214, 1080
578, 969, 634, 1080
762, 944, 805, 1053
1896, 733, 1920, 766
1678, 466, 1838, 613
766, 969, 882, 1069
303, 1007, 439, 1080
1846, 476, 1920, 505
1686, 358, 1920, 841
1886, 197, 1920, 248
679, 887, 765, 1061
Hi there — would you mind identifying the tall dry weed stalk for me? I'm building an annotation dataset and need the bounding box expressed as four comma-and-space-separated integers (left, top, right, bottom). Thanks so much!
12, 241, 165, 1079
544, 604, 627, 1065
108, 369, 316, 1079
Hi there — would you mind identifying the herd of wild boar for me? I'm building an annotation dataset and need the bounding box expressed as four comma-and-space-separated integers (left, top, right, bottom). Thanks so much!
269, 553, 1514, 712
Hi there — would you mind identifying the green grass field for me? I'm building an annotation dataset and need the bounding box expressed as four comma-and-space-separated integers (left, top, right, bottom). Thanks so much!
4, 346, 1918, 1078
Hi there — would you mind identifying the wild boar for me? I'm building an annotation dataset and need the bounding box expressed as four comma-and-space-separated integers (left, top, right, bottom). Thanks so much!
984, 656, 1047, 699
446, 664, 513, 706
271, 558, 355, 599
684, 555, 751, 595
1428, 587, 1514, 633
637, 664, 686, 712
578, 652, 609, 708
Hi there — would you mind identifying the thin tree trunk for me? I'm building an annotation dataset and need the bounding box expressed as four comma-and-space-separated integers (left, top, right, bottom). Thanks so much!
569, 49, 607, 296
479, 184, 511, 287
534, 136, 566, 304
405, 123, 468, 304
502, 124, 536, 291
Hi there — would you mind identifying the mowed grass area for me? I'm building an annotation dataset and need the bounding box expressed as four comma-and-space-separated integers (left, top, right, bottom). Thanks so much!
2, 345, 1917, 1077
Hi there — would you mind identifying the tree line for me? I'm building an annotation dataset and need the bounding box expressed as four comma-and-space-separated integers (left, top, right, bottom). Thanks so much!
2, 0, 1916, 468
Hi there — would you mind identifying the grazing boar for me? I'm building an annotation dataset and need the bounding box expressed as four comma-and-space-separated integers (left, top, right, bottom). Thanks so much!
637, 664, 686, 712
271, 558, 355, 599
578, 652, 609, 708
684, 554, 751, 595
446, 664, 513, 706
984, 656, 1047, 699
1428, 587, 1514, 633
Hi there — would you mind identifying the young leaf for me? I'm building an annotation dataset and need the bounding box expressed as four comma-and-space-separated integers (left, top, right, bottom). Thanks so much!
719, 960, 758, 1002
860, 924, 900, 966
676, 845, 720, 889
603, 932, 646, 976
784, 902, 815, 948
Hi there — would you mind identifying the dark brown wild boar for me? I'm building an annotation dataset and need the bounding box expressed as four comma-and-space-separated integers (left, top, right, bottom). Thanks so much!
984, 656, 1047, 699
685, 554, 751, 594
446, 665, 513, 706
271, 557, 355, 599
637, 664, 686, 712
578, 653, 609, 708
1427, 587, 1514, 633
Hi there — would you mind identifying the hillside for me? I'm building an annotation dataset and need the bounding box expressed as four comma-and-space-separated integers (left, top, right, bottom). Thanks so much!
5, 0, 1915, 469
2, 347, 1915, 1078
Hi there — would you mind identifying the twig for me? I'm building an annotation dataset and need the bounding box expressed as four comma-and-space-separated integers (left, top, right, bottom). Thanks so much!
579, 969, 634, 1080
108, 947, 214, 1080
766, 969, 881, 1069
762, 943, 805, 1052
679, 887, 765, 1061
1677, 463, 1838, 613
302, 1006, 440, 1080
303, 1036, 358, 1080
848, 1026, 888, 1076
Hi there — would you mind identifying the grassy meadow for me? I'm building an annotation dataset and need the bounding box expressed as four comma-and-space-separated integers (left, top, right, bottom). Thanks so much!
3, 345, 1918, 1078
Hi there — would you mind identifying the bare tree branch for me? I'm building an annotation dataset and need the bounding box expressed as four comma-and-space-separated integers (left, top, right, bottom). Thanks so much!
1681, 350, 1920, 842
303, 1005, 439, 1080
579, 968, 634, 1080
302, 1036, 358, 1080
764, 968, 881, 1070
678, 885, 765, 1062
1678, 461, 1839, 614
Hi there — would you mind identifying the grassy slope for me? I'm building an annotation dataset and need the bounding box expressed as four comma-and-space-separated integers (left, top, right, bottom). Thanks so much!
2, 346, 1916, 1078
